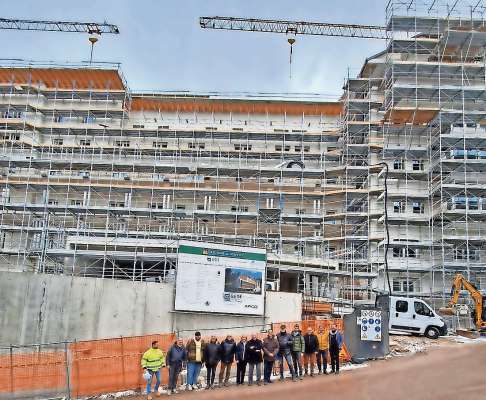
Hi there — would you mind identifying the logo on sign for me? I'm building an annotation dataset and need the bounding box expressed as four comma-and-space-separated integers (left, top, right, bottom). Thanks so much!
223, 292, 243, 303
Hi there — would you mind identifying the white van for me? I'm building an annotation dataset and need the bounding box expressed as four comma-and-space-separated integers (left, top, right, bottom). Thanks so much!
388, 296, 447, 339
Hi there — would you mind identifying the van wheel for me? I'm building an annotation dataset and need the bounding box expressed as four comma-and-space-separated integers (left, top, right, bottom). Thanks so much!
424, 326, 439, 339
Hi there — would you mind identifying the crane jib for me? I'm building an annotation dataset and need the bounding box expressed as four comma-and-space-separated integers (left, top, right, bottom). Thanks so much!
199, 16, 387, 40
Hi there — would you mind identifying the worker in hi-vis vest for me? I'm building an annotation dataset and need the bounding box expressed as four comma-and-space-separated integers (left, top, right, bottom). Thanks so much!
141, 340, 166, 399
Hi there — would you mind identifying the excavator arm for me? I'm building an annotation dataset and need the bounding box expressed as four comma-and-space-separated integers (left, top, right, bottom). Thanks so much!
448, 274, 464, 307
445, 274, 486, 331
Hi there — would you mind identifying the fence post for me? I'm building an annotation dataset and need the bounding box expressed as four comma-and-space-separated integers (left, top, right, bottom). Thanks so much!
64, 341, 71, 400
120, 336, 126, 389
9, 345, 13, 394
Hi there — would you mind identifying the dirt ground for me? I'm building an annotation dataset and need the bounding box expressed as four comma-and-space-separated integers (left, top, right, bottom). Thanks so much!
118, 335, 486, 400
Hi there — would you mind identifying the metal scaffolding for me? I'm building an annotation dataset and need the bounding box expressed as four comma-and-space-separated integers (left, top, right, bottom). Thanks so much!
0, 61, 371, 306
1, 0, 485, 308
339, 0, 486, 305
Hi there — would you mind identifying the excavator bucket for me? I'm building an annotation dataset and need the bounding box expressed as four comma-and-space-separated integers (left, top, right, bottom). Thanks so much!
456, 329, 480, 339
438, 307, 455, 316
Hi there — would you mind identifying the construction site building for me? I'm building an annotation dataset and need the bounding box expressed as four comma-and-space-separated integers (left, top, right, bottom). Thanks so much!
0, 64, 367, 306
344, 0, 486, 302
1, 0, 486, 308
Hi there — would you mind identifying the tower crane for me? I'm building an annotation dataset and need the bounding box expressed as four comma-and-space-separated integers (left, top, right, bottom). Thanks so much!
0, 18, 119, 34
0, 17, 120, 63
199, 16, 386, 78
199, 16, 386, 39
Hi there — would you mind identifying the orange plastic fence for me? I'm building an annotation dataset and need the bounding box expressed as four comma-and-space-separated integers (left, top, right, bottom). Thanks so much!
0, 319, 349, 399
0, 347, 67, 395
272, 319, 344, 332
70, 333, 175, 397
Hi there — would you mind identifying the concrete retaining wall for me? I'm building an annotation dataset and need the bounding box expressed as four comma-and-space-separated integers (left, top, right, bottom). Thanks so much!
0, 271, 301, 345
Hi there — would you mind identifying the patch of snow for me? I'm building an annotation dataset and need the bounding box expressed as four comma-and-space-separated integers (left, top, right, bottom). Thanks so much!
341, 363, 368, 371
446, 335, 486, 345
86, 391, 137, 400
389, 331, 412, 336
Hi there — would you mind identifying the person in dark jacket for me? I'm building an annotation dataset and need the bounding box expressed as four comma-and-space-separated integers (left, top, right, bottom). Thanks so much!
262, 331, 279, 384
218, 335, 237, 386
291, 324, 305, 380
235, 336, 248, 385
329, 325, 344, 374
246, 333, 263, 386
166, 338, 187, 394
276, 324, 296, 381
203, 336, 220, 389
303, 327, 319, 377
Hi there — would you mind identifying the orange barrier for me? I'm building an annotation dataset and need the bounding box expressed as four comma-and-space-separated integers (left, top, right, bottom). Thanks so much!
273, 319, 344, 332
302, 300, 333, 314
70, 333, 176, 398
0, 347, 67, 396
0, 319, 349, 399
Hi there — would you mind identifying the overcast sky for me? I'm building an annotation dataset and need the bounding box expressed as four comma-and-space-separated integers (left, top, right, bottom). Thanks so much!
3, 0, 386, 98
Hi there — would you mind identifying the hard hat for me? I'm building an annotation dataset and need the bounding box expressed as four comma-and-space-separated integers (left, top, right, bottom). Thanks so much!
143, 371, 151, 381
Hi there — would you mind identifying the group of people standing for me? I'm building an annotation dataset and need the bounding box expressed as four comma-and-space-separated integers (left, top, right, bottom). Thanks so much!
141, 324, 344, 398
204, 332, 265, 388
272, 323, 344, 381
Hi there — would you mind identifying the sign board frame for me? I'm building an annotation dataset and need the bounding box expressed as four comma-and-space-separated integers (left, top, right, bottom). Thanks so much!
174, 240, 267, 316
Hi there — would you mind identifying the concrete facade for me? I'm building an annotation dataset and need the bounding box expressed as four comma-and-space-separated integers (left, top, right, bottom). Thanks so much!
0, 271, 301, 345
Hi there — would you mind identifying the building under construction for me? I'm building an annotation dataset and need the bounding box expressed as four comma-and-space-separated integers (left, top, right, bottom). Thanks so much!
0, 0, 485, 307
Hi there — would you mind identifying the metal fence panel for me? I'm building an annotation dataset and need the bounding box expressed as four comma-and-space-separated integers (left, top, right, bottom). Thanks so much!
0, 320, 346, 399
70, 333, 175, 398
0, 342, 70, 400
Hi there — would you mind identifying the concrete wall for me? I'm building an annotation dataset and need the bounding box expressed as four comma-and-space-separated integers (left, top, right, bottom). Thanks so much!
174, 290, 302, 339
0, 271, 301, 345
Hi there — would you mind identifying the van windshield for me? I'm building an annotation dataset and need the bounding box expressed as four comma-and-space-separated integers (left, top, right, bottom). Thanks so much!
414, 301, 433, 317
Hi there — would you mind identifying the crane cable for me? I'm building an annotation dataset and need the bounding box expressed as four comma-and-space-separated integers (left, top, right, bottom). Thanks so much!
288, 37, 295, 79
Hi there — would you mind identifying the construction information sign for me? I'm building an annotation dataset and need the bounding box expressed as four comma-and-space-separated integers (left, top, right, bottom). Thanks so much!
359, 310, 382, 341
175, 240, 267, 315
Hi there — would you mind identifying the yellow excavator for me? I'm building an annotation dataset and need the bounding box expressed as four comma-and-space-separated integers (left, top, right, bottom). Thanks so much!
439, 274, 486, 332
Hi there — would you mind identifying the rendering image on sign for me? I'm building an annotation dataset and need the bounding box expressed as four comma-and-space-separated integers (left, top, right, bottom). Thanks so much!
225, 268, 262, 295
175, 240, 266, 315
